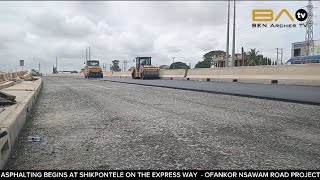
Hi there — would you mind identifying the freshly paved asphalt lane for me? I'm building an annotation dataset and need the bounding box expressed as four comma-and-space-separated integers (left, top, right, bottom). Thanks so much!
102, 77, 320, 105
6, 77, 320, 169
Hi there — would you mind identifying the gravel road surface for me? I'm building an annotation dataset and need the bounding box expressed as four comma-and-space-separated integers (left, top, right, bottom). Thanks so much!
6, 77, 320, 170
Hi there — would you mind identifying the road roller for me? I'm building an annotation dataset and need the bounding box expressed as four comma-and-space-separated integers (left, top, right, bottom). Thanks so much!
131, 57, 160, 79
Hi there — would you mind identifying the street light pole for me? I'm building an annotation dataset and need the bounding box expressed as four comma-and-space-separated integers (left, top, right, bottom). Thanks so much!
231, 0, 236, 67
226, 0, 231, 67
172, 57, 175, 69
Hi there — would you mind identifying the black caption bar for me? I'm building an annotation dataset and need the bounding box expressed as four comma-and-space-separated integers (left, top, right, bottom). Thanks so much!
0, 170, 320, 179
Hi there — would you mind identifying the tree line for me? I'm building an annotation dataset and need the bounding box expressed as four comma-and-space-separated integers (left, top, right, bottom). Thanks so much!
109, 48, 277, 71
194, 48, 277, 68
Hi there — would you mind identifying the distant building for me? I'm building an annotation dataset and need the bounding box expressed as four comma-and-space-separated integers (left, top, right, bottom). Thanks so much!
291, 39, 320, 58
210, 51, 248, 67
211, 51, 227, 67
234, 53, 248, 66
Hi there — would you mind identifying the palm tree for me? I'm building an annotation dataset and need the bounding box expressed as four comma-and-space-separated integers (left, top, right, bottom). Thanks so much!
246, 48, 262, 66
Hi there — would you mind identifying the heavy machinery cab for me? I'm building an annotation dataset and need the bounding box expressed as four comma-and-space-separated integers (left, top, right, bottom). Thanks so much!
86, 60, 100, 66
135, 57, 152, 69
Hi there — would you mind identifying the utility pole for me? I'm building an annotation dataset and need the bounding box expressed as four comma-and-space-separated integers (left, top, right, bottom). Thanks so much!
89, 47, 91, 61
305, 0, 314, 56
231, 0, 236, 67
276, 48, 283, 65
122, 60, 128, 71
280, 49, 283, 65
86, 48, 88, 61
172, 57, 175, 69
56, 56, 58, 70
38, 62, 40, 74
226, 0, 231, 67
276, 48, 278, 65
102, 63, 107, 72
241, 47, 244, 66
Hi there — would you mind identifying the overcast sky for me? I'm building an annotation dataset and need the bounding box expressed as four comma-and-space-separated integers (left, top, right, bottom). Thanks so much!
0, 1, 319, 73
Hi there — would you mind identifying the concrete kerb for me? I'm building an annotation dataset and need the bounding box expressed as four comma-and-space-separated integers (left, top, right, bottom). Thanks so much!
0, 82, 14, 90
0, 78, 43, 169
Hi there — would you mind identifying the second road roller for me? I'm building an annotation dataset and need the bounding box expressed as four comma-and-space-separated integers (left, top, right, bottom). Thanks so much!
131, 56, 160, 79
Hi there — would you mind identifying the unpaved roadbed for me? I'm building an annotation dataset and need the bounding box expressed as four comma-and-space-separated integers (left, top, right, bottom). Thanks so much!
6, 77, 320, 170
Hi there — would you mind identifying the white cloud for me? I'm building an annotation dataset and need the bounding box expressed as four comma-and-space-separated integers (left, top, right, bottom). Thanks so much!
0, 1, 319, 73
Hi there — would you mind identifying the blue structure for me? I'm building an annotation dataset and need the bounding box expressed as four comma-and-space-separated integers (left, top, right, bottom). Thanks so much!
286, 55, 320, 64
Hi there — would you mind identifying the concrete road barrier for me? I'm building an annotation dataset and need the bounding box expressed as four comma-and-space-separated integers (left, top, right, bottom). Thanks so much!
6, 73, 12, 81
112, 71, 131, 78
4, 74, 9, 82
109, 69, 188, 79
44, 73, 83, 78
0, 78, 43, 169
0, 74, 7, 84
11, 73, 19, 81
186, 64, 320, 86
159, 69, 187, 80
0, 71, 26, 89
103, 71, 113, 77
17, 72, 24, 78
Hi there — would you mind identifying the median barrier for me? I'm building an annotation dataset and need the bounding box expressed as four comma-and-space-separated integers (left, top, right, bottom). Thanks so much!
43, 73, 84, 78
186, 64, 320, 86
0, 78, 43, 169
112, 71, 131, 78
159, 69, 187, 80
60, 73, 83, 77
103, 71, 113, 77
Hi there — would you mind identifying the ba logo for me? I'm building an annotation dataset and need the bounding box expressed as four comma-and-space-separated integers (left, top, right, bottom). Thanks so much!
252, 9, 307, 22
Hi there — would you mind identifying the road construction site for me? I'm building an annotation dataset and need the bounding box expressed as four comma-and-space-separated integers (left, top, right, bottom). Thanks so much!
5, 77, 320, 170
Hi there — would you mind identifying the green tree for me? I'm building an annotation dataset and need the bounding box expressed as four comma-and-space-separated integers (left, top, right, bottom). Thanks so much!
266, 58, 272, 65
169, 62, 190, 69
195, 60, 211, 68
272, 61, 278, 65
203, 50, 226, 62
246, 48, 262, 66
31, 69, 39, 76
196, 50, 227, 68
111, 60, 121, 71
